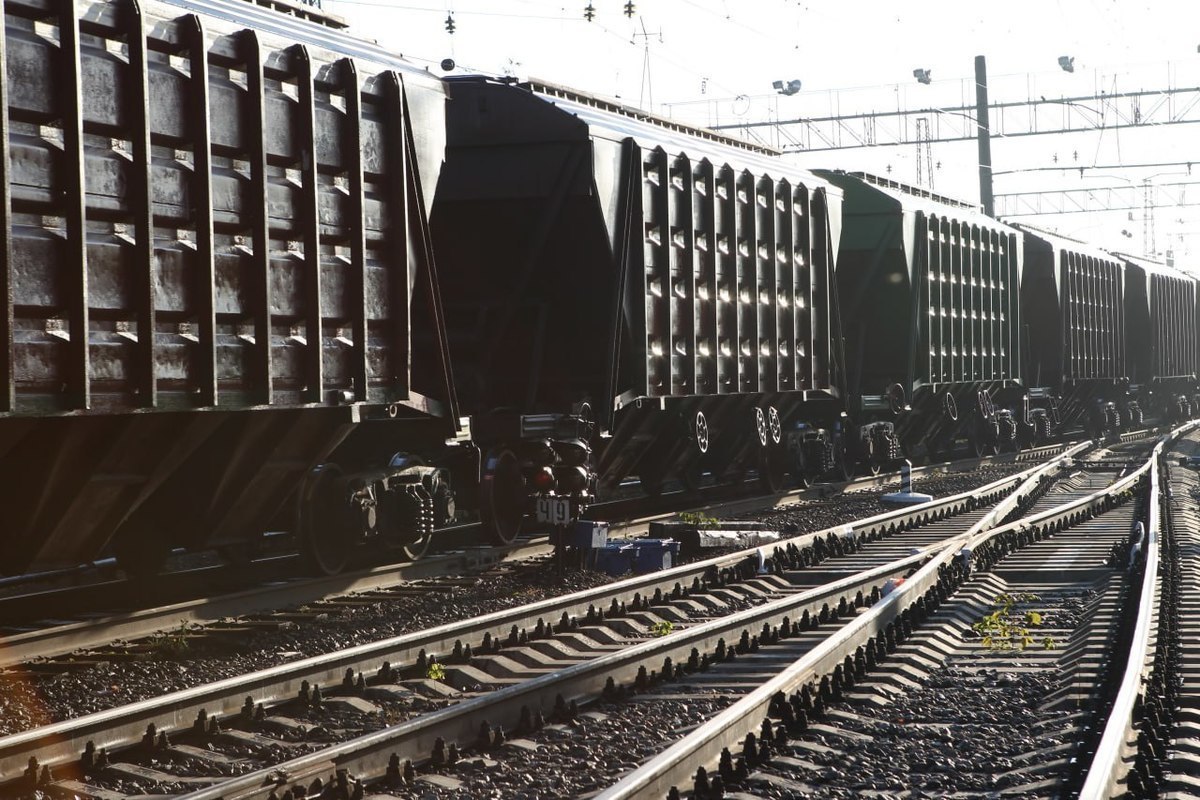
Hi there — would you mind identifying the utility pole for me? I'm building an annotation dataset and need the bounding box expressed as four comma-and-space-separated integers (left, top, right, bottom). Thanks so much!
975, 55, 994, 216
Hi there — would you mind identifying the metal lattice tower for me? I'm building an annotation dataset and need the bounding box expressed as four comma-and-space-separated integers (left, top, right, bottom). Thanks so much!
915, 116, 934, 190
1143, 179, 1155, 257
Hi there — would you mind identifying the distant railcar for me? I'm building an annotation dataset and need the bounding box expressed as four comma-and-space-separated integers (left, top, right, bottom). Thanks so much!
819, 171, 1024, 458
1017, 225, 1130, 439
1121, 254, 1199, 422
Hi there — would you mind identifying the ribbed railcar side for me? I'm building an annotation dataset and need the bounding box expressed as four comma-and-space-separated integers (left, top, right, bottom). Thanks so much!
822, 171, 1024, 458
432, 78, 846, 496
1122, 254, 1199, 421
1018, 226, 1128, 436
0, 0, 452, 574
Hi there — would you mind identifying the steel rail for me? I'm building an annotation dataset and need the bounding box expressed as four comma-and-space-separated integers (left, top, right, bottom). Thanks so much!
0, 543, 545, 669
595, 430, 1182, 799
178, 550, 935, 800
0, 447, 1062, 669
1076, 425, 1194, 798
0, 447, 1056, 782
168, 443, 1089, 800
592, 441, 1096, 799
0, 448, 1051, 633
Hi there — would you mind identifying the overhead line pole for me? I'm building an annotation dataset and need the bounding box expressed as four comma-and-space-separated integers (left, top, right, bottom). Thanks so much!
975, 55, 994, 216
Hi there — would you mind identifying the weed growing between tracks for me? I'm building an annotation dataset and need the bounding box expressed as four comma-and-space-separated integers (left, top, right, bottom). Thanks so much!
147, 623, 192, 658
972, 593, 1057, 652
648, 620, 675, 637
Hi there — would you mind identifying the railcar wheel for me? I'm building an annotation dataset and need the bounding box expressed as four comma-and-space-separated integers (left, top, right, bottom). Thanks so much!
943, 392, 958, 422
693, 411, 710, 454
298, 464, 356, 576
767, 407, 782, 445
754, 408, 768, 447
386, 454, 438, 561
401, 532, 433, 561
480, 448, 525, 546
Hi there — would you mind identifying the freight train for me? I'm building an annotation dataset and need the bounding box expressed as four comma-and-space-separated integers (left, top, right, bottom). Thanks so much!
1, 0, 1196, 577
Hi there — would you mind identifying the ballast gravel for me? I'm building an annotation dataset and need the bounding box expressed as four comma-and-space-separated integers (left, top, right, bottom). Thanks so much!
0, 462, 1033, 739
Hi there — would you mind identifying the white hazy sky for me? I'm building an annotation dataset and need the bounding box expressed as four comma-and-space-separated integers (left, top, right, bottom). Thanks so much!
327, 0, 1200, 262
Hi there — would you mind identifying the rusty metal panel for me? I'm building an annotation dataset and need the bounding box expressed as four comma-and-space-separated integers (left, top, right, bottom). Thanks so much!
916, 215, 1018, 388
641, 147, 668, 397
735, 171, 757, 390
791, 185, 810, 389
668, 152, 696, 396
810, 189, 832, 389
692, 159, 717, 395
715, 165, 736, 393
1123, 256, 1197, 384
774, 181, 794, 390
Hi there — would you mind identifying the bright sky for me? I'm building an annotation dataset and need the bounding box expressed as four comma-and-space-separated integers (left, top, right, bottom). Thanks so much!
327, 0, 1200, 262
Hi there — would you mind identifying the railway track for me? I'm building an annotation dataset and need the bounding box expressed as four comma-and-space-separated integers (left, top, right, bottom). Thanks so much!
0, 443, 1088, 797
593, 425, 1196, 799
0, 447, 1066, 672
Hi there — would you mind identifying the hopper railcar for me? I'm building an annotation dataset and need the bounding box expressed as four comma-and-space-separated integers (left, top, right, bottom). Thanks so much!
1120, 253, 1199, 425
818, 171, 1025, 460
0, 0, 466, 577
1016, 225, 1131, 441
427, 77, 876, 544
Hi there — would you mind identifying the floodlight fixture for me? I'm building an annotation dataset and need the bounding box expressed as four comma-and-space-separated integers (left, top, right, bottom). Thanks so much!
773, 79, 801, 96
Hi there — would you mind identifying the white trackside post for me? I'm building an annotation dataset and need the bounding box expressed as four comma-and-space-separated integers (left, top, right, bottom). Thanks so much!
882, 458, 933, 506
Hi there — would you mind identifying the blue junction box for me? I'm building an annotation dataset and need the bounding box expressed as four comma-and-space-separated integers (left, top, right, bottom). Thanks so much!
631, 539, 680, 574
591, 538, 680, 576
594, 542, 637, 576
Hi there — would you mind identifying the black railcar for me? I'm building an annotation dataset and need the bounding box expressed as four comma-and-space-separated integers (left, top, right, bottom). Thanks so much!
820, 172, 1024, 459
0, 0, 460, 576
1121, 254, 1199, 422
1016, 225, 1130, 439
429, 78, 854, 539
